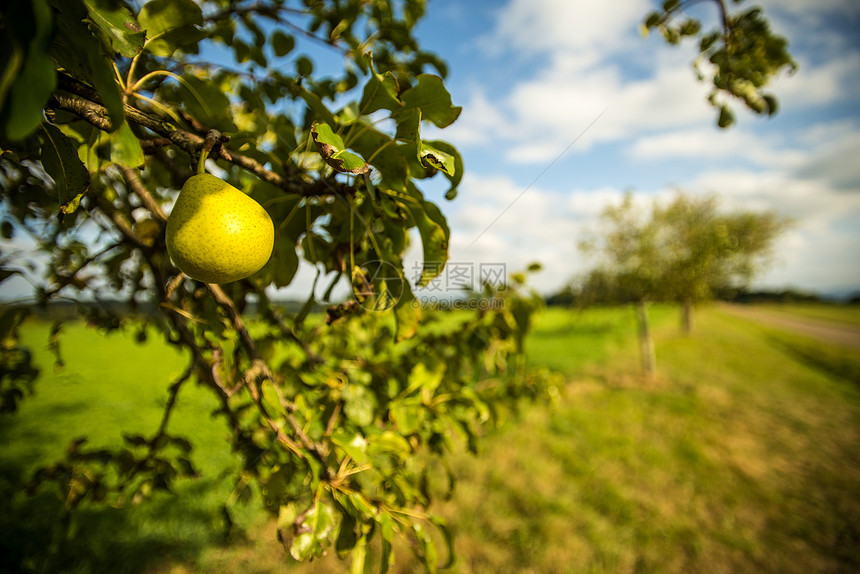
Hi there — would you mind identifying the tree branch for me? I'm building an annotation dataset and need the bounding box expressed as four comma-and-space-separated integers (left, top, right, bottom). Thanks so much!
47, 91, 354, 198
204, 3, 348, 54
206, 283, 331, 466
120, 165, 168, 222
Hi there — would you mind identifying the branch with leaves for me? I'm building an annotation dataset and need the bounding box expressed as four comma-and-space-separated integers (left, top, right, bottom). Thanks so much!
643, 0, 796, 127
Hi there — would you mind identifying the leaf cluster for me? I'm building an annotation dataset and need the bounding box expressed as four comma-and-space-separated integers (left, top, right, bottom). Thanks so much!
643, 0, 796, 127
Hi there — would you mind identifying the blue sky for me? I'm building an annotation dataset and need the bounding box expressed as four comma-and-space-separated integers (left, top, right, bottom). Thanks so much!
387, 0, 860, 298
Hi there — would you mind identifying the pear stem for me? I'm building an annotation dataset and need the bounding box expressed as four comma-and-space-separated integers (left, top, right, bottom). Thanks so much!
197, 130, 228, 176
196, 147, 209, 175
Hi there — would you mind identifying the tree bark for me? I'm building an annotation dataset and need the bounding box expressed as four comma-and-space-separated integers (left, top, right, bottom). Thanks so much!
635, 301, 656, 378
681, 300, 694, 335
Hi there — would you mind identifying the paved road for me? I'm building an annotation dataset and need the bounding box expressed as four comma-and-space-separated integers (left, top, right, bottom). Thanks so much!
722, 304, 860, 350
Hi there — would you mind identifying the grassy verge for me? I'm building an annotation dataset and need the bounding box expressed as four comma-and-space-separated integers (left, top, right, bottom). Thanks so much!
3, 304, 860, 573
751, 302, 860, 327
385, 305, 860, 573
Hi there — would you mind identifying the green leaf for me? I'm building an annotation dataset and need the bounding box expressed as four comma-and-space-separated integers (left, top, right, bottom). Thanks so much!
350, 125, 409, 191
40, 123, 91, 214
424, 139, 463, 193
394, 280, 421, 342
389, 400, 423, 434
311, 123, 370, 174
379, 513, 396, 573
359, 57, 402, 115
290, 499, 338, 561
717, 104, 735, 128
394, 108, 421, 143
430, 516, 455, 570
347, 491, 376, 519
367, 430, 411, 459
296, 55, 313, 77
271, 30, 295, 57
176, 73, 237, 132
336, 511, 358, 556
51, 2, 125, 130
82, 0, 145, 57
109, 121, 144, 168
402, 193, 449, 287
413, 522, 438, 573
346, 534, 366, 574
342, 384, 376, 427
400, 74, 461, 129
411, 363, 443, 397
297, 87, 336, 126
138, 0, 204, 57
331, 429, 368, 465
418, 141, 455, 176
262, 232, 299, 288
0, 0, 56, 141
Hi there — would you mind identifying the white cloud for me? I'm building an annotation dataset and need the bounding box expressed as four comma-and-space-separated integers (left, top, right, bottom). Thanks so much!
628, 127, 807, 169
485, 0, 651, 64
770, 52, 860, 110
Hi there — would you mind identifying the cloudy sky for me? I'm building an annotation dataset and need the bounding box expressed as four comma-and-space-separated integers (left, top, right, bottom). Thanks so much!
388, 0, 860, 298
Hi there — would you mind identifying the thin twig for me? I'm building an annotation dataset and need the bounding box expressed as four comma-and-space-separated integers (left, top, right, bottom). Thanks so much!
120, 165, 168, 221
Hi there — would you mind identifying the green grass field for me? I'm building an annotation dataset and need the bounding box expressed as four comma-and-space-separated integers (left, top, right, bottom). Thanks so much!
755, 302, 860, 327
2, 303, 859, 573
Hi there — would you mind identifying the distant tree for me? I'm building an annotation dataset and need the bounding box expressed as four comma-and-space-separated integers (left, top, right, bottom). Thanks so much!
578, 194, 665, 377
578, 192, 790, 377
653, 193, 790, 333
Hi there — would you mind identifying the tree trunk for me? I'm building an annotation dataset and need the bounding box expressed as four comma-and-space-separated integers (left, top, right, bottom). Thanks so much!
681, 300, 693, 335
635, 300, 656, 378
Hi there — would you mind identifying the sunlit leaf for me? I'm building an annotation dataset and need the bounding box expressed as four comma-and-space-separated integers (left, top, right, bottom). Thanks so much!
413, 522, 438, 573
109, 121, 144, 168
290, 499, 338, 561
400, 74, 461, 129
342, 384, 376, 427
424, 139, 463, 194
331, 429, 368, 465
418, 141, 455, 176
311, 123, 370, 174
82, 0, 145, 57
138, 0, 204, 57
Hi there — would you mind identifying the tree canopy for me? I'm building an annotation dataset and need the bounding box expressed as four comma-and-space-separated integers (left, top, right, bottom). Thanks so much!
579, 192, 790, 308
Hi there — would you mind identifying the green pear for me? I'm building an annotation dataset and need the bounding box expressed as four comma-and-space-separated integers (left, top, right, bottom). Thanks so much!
166, 173, 274, 284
